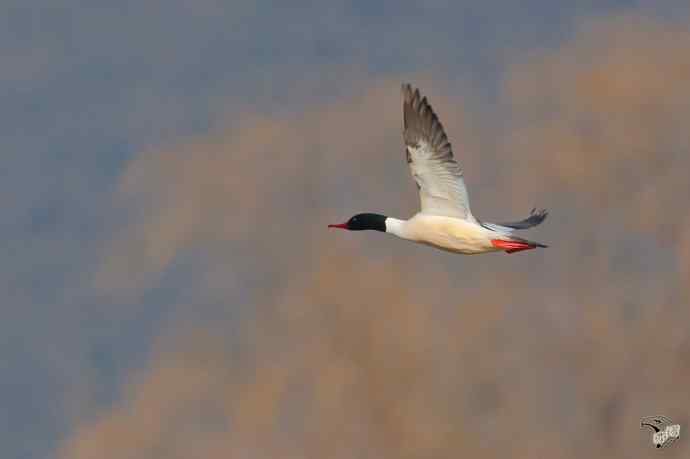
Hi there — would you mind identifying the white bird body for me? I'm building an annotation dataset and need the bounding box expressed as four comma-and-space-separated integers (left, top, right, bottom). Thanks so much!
329, 83, 548, 255
385, 215, 498, 255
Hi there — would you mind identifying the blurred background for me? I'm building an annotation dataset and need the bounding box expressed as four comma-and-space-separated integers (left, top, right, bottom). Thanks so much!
3, 1, 690, 458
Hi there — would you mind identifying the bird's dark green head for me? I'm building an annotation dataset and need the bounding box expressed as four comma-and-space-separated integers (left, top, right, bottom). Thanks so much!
328, 213, 387, 232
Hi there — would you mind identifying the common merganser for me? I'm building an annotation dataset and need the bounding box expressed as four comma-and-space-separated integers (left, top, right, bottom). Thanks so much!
329, 83, 548, 255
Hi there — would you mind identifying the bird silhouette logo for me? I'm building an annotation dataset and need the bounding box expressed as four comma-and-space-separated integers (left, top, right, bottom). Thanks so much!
641, 415, 680, 449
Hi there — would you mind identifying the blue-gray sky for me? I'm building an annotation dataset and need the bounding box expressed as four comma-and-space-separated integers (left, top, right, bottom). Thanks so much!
4, 2, 690, 458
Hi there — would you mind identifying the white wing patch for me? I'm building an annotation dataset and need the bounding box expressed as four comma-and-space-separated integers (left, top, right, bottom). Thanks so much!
407, 141, 473, 220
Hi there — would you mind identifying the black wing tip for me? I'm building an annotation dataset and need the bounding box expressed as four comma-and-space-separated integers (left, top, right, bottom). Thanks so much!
401, 82, 415, 97
494, 208, 549, 231
529, 208, 549, 224
402, 82, 428, 104
401, 83, 423, 112
401, 82, 451, 153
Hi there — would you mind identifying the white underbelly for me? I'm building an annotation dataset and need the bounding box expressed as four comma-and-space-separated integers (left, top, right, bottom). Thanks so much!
404, 215, 499, 255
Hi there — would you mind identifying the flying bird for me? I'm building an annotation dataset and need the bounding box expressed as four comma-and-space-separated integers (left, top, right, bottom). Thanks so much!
329, 83, 548, 255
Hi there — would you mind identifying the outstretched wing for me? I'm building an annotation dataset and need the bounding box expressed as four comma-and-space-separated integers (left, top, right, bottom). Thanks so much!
402, 83, 474, 220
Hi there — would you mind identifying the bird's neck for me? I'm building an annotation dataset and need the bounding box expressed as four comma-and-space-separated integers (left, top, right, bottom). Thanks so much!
384, 217, 409, 238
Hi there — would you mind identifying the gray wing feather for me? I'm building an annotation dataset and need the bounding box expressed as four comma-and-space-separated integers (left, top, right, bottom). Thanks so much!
496, 208, 548, 230
402, 83, 473, 220
480, 208, 549, 234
